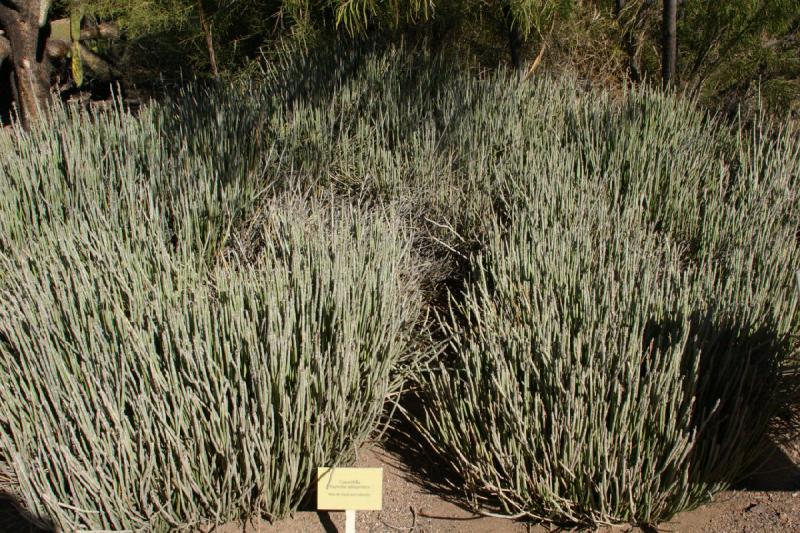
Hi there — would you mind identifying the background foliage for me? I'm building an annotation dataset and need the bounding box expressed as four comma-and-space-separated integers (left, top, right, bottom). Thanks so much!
33, 0, 798, 115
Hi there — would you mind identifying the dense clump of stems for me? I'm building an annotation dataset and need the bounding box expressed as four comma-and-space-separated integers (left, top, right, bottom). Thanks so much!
0, 47, 797, 530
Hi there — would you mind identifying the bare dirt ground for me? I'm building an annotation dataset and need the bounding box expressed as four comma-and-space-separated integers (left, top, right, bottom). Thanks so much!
2, 441, 797, 532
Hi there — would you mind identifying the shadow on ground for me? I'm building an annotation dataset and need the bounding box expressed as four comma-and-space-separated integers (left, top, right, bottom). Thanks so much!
379, 393, 484, 513
737, 439, 800, 491
381, 384, 800, 531
0, 500, 48, 533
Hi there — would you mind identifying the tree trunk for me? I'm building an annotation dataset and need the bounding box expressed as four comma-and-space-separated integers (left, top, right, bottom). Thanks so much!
0, 37, 13, 123
0, 1, 53, 127
0, 33, 10, 65
196, 0, 219, 80
662, 0, 677, 87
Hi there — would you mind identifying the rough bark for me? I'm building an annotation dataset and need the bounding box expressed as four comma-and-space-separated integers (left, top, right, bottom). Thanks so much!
0, 34, 11, 122
0, 1, 53, 127
0, 33, 10, 65
662, 0, 677, 87
79, 22, 119, 41
44, 35, 67, 58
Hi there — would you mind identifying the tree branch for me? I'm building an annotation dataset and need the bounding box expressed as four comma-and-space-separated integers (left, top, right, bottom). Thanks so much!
44, 37, 119, 81
0, 0, 21, 15
1, 0, 40, 24
80, 22, 120, 41
77, 42, 119, 81
0, 4, 16, 29
45, 37, 68, 58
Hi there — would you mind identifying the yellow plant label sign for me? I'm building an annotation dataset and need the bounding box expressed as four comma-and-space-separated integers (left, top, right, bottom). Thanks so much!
317, 467, 383, 510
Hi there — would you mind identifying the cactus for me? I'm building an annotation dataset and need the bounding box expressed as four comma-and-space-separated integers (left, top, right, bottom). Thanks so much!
38, 0, 51, 27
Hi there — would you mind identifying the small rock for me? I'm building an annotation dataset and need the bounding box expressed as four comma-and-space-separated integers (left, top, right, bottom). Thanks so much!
744, 503, 768, 514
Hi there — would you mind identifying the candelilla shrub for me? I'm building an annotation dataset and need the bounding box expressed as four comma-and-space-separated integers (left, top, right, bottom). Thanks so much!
0, 46, 797, 531
0, 93, 273, 266
418, 109, 800, 526
0, 202, 422, 531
